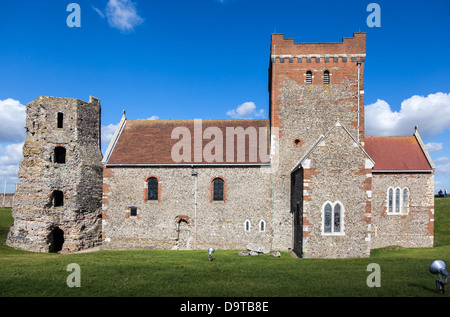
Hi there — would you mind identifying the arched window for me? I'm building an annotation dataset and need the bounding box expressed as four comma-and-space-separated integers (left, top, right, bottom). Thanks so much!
388, 188, 393, 213
334, 203, 341, 232
324, 203, 332, 233
212, 177, 224, 201
54, 147, 66, 164
402, 188, 408, 213
259, 220, 266, 232
306, 71, 312, 84
244, 220, 251, 232
147, 177, 159, 201
323, 201, 344, 235
52, 190, 64, 207
395, 188, 400, 213
387, 187, 409, 214
324, 70, 330, 84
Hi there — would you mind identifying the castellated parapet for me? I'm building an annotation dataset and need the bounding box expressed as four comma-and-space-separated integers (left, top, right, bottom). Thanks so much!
6, 96, 103, 253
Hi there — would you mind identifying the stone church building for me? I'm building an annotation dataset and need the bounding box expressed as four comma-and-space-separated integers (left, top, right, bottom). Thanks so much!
7, 33, 435, 258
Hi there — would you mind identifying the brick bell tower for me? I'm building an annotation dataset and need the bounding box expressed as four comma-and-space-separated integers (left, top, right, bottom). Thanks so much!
7, 96, 103, 253
267, 33, 367, 251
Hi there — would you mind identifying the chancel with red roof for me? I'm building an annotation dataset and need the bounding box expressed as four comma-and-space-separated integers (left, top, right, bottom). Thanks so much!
102, 33, 435, 258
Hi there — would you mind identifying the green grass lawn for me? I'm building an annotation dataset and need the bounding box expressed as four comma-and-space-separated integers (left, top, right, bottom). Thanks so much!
1, 199, 449, 297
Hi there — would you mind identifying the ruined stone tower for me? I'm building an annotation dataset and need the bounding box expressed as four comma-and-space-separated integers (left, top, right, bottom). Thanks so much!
7, 96, 103, 253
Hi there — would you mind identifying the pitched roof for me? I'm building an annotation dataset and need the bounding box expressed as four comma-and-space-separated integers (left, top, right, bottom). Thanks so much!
105, 118, 271, 166
292, 121, 374, 172
364, 134, 433, 172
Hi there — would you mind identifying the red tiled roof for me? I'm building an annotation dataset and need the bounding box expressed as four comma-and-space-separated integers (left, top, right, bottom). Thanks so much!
106, 119, 270, 165
364, 136, 432, 171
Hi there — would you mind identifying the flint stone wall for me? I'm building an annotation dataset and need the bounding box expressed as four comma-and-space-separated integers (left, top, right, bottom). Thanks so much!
102, 165, 272, 251
370, 172, 434, 249
300, 124, 372, 258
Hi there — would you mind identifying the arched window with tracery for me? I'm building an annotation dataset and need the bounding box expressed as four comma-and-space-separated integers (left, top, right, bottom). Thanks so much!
323, 201, 344, 235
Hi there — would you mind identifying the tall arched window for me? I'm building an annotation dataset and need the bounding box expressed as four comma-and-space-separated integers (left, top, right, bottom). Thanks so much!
259, 220, 266, 232
324, 70, 330, 84
334, 203, 341, 232
324, 203, 332, 233
388, 188, 393, 213
323, 201, 344, 235
212, 177, 224, 201
147, 177, 159, 201
244, 220, 251, 232
306, 71, 312, 84
395, 188, 400, 213
402, 188, 408, 213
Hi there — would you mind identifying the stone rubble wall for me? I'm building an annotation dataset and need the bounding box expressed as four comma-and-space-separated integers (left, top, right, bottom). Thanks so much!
102, 165, 272, 251
370, 172, 434, 249
6, 96, 103, 253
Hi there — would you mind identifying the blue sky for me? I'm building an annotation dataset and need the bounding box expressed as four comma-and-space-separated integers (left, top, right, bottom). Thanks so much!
0, 0, 449, 193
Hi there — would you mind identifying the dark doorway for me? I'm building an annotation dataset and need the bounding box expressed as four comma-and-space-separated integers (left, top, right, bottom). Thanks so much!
49, 227, 64, 253
291, 168, 304, 257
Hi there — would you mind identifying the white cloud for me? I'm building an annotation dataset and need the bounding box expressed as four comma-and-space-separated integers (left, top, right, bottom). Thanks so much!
365, 92, 450, 138
435, 157, 450, 175
105, 0, 144, 32
0, 143, 23, 193
0, 98, 26, 193
226, 101, 265, 119
101, 123, 119, 149
0, 98, 26, 143
0, 143, 23, 166
425, 142, 443, 152
434, 157, 450, 164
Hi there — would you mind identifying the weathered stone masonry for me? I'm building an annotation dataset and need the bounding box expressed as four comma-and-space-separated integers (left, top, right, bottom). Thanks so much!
102, 165, 272, 251
7, 96, 103, 253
